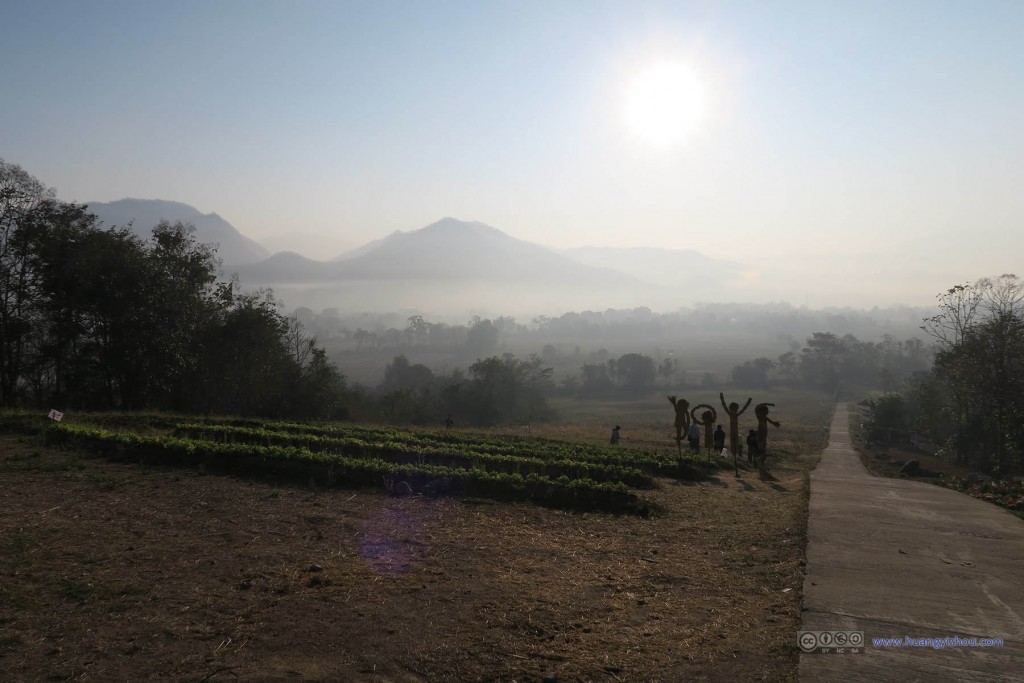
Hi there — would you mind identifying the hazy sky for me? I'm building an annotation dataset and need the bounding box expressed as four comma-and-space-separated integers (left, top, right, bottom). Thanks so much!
2, 1, 1022, 308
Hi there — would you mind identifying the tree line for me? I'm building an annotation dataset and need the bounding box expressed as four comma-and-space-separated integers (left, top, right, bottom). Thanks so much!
866, 276, 1024, 475
293, 302, 929, 354
0, 160, 349, 418
367, 328, 933, 428
729, 332, 931, 392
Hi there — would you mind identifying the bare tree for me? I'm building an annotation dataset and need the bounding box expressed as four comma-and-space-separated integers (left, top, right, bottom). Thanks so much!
920, 281, 985, 349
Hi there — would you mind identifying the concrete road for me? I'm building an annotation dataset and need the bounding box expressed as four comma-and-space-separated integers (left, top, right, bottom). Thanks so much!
800, 404, 1024, 682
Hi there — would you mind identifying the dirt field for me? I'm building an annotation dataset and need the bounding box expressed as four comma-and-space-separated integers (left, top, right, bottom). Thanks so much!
0, 433, 809, 682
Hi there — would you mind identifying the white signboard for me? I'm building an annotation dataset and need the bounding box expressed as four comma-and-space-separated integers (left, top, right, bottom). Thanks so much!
47, 409, 64, 422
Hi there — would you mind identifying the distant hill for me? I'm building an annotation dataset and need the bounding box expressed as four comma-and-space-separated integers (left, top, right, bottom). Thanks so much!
233, 251, 330, 283
231, 217, 666, 315
259, 232, 353, 260
332, 231, 402, 261
85, 199, 270, 266
237, 218, 647, 286
336, 218, 647, 284
78, 202, 776, 314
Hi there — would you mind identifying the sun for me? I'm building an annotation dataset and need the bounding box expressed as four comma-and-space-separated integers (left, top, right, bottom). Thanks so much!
623, 61, 708, 147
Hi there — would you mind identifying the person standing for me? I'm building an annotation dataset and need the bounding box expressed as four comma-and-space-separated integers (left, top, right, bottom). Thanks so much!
746, 429, 759, 464
687, 420, 701, 454
610, 425, 621, 444
713, 424, 726, 452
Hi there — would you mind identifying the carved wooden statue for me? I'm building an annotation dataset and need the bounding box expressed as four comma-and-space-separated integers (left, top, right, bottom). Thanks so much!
667, 395, 690, 454
690, 404, 717, 456
719, 392, 752, 457
755, 402, 781, 469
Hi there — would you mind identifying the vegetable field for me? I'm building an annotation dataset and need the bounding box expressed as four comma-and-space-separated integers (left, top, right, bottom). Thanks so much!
4, 413, 718, 515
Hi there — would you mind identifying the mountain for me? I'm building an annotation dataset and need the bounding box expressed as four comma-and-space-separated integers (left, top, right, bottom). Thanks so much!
336, 218, 648, 284
85, 199, 270, 266
259, 232, 353, 260
332, 231, 402, 261
231, 218, 665, 315
232, 251, 330, 283
236, 218, 646, 285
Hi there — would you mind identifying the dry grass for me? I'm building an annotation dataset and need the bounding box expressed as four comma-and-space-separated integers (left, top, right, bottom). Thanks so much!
0, 396, 827, 681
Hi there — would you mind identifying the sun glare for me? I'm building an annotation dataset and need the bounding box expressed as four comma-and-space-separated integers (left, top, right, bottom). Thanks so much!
624, 61, 708, 147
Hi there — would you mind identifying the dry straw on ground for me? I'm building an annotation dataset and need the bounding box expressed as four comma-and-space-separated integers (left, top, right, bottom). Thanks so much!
0, 430, 812, 682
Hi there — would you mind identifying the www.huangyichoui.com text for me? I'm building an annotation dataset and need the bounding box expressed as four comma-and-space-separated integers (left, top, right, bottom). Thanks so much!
872, 635, 1005, 650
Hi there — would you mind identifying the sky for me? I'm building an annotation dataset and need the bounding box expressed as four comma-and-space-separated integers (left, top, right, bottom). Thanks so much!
2, 0, 1022, 309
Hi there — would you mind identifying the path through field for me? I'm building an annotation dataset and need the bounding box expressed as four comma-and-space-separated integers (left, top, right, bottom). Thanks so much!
800, 404, 1024, 681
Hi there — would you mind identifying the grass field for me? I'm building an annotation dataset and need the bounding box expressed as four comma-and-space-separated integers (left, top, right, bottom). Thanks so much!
0, 389, 833, 681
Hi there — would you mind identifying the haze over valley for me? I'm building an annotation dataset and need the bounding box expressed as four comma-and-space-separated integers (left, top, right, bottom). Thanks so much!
83, 198, 953, 322
1, 0, 1017, 440
6, 2, 1022, 317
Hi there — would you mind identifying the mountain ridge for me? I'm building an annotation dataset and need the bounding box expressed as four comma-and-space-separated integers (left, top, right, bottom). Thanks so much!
233, 217, 649, 287
84, 198, 271, 266
75, 199, 755, 314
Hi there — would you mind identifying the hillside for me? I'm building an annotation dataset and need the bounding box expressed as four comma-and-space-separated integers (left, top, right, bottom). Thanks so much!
85, 198, 270, 266
231, 218, 667, 315
325, 218, 645, 284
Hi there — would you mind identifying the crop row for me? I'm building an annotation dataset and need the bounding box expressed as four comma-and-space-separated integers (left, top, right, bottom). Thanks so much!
240, 419, 708, 478
173, 423, 655, 489
43, 423, 647, 514
2, 410, 712, 480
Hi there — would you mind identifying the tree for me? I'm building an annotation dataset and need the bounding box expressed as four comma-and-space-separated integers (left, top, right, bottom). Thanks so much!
610, 353, 656, 395
864, 394, 908, 447
295, 346, 349, 419
916, 276, 1024, 474
19, 200, 136, 407
458, 354, 554, 426
136, 221, 221, 408
836, 334, 882, 387
902, 370, 953, 447
405, 315, 429, 345
578, 362, 614, 396
658, 357, 678, 386
382, 354, 434, 392
465, 317, 498, 357
921, 282, 985, 348
0, 162, 354, 418
936, 310, 1024, 473
730, 357, 775, 387
776, 352, 798, 383
800, 332, 846, 390
194, 289, 293, 416
0, 160, 55, 406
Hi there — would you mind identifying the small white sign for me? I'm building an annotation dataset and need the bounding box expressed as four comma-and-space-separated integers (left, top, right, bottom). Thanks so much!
47, 409, 64, 422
